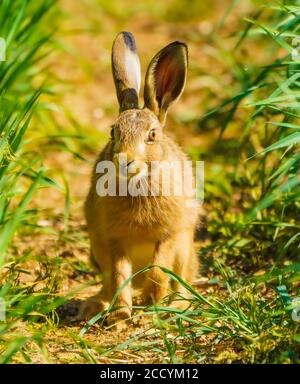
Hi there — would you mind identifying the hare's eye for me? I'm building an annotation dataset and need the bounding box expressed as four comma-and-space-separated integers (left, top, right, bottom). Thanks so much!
110, 128, 115, 140
147, 129, 156, 142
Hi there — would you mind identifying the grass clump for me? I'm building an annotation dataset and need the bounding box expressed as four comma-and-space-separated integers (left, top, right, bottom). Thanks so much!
0, 0, 59, 363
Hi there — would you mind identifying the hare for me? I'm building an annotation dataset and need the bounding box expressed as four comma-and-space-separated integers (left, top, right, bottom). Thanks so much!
82, 32, 200, 327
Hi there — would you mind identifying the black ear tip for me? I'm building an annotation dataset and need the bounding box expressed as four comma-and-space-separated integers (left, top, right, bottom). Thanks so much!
172, 41, 187, 46
171, 41, 188, 51
162, 41, 188, 57
117, 31, 137, 53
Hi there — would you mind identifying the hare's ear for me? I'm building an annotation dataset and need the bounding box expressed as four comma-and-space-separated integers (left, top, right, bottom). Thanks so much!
143, 41, 187, 122
112, 32, 141, 112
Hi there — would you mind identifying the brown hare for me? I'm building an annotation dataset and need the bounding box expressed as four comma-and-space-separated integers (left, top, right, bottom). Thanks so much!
82, 32, 200, 327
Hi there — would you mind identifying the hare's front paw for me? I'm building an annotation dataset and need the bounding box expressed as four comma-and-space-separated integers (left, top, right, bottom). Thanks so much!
106, 308, 131, 330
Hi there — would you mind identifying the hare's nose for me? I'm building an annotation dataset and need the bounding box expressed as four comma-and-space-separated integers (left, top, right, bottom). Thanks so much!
113, 153, 134, 168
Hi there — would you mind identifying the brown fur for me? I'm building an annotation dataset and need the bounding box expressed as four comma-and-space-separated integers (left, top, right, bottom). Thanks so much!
80, 33, 200, 327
